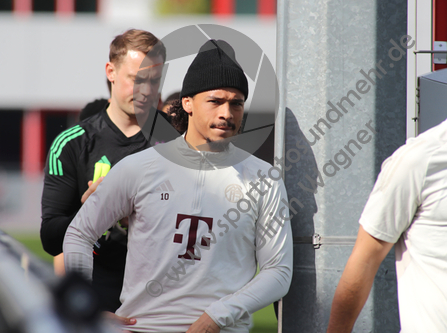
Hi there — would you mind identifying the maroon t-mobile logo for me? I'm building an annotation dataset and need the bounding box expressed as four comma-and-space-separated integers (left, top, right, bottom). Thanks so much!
173, 214, 213, 260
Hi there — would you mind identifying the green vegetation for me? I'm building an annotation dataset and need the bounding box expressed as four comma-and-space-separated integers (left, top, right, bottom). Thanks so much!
251, 303, 278, 332
10, 232, 53, 263
156, 0, 210, 15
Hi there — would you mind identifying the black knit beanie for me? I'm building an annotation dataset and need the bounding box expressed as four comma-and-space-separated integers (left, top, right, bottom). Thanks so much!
180, 39, 249, 100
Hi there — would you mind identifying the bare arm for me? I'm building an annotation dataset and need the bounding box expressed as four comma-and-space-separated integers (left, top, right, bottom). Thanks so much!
327, 225, 394, 333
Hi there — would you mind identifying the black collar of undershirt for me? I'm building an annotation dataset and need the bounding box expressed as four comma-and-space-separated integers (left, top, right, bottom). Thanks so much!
101, 105, 147, 142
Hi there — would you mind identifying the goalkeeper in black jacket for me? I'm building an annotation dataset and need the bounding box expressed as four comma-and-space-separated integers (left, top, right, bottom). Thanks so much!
40, 29, 168, 313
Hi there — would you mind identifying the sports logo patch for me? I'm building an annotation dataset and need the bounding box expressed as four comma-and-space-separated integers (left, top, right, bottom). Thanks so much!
155, 180, 175, 192
225, 184, 243, 203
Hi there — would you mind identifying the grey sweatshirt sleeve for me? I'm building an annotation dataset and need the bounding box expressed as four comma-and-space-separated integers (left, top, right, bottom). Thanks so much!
205, 177, 293, 327
63, 156, 139, 280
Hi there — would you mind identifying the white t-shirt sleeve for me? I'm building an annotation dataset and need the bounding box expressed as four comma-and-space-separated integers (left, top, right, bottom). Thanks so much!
63, 157, 140, 280
205, 177, 293, 327
360, 139, 428, 243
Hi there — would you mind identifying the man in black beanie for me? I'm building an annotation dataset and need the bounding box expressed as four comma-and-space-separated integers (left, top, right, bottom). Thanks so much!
169, 39, 249, 144
63, 39, 293, 333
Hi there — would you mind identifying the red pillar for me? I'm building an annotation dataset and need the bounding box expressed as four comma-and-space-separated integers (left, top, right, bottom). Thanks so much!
22, 110, 44, 178
433, 0, 447, 70
258, 0, 276, 16
56, 0, 75, 17
13, 0, 32, 16
212, 0, 235, 15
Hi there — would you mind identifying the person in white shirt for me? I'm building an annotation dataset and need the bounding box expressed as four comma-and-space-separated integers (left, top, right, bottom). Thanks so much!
327, 119, 447, 332
63, 39, 293, 333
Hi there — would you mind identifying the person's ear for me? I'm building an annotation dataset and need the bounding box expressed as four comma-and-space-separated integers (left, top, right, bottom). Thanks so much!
106, 62, 116, 84
182, 97, 193, 116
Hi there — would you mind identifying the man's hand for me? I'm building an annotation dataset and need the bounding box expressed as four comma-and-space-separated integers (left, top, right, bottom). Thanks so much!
81, 177, 104, 204
186, 313, 220, 333
119, 217, 129, 228
53, 253, 65, 276
103, 311, 136, 329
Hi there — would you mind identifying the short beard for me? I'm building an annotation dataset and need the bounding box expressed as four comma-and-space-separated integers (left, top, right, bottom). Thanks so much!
205, 137, 231, 152
203, 121, 237, 151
